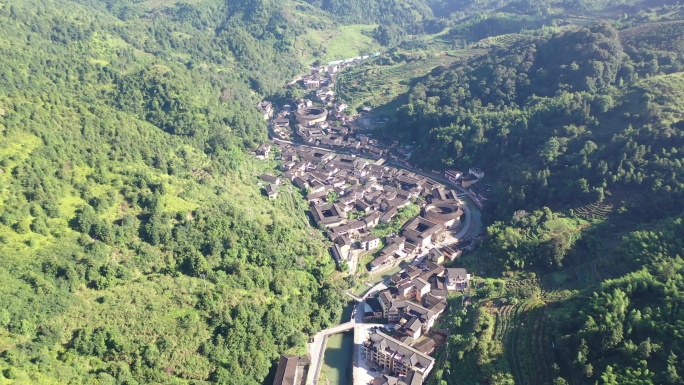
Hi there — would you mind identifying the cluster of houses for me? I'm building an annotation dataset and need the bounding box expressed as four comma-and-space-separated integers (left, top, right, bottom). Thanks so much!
367, 259, 471, 339
366, 190, 464, 272
263, 146, 477, 385
261, 71, 489, 177
361, 256, 471, 384
260, 100, 295, 139
261, 142, 468, 273
263, 147, 481, 385
265, 55, 485, 385
269, 257, 473, 385
295, 119, 387, 159
301, 55, 378, 105
259, 59, 391, 159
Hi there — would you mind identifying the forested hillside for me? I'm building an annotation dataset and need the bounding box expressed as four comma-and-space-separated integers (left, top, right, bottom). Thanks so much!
395, 21, 684, 223
0, 0, 374, 383
553, 217, 684, 385
370, 9, 684, 385
303, 0, 434, 28
425, 0, 651, 18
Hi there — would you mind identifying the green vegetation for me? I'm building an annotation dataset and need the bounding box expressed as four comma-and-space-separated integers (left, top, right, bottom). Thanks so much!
336, 52, 461, 113
551, 218, 684, 385
431, 217, 684, 385
487, 209, 590, 270
1, 0, 477, 380
435, 298, 552, 385
2, 0, 684, 384
315, 24, 380, 62
359, 3, 684, 384
302, 0, 438, 34
0, 0, 401, 383
390, 20, 684, 225
370, 203, 421, 238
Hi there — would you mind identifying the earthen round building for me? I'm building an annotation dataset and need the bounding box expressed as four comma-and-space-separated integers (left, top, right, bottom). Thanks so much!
294, 106, 328, 126
423, 201, 463, 229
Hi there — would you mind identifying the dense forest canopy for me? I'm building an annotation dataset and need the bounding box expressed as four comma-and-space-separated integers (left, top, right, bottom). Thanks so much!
393, 22, 684, 224
370, 8, 684, 384
303, 0, 434, 26
0, 0, 379, 383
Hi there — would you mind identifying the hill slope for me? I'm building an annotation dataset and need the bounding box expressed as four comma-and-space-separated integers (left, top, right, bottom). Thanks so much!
373, 13, 684, 385
0, 0, 363, 384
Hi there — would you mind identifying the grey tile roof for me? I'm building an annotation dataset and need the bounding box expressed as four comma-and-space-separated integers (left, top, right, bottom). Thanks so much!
366, 332, 434, 371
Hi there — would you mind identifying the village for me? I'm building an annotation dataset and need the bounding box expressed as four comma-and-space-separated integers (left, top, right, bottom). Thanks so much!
259, 58, 485, 385
258, 142, 481, 274
257, 56, 416, 166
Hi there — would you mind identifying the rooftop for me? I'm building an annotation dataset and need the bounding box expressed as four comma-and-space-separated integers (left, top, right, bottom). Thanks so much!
272, 355, 309, 385
366, 331, 434, 372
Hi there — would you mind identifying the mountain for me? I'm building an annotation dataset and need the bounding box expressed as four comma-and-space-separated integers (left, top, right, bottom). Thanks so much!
394, 21, 684, 224
360, 8, 684, 385
0, 0, 368, 383
2, 0, 684, 384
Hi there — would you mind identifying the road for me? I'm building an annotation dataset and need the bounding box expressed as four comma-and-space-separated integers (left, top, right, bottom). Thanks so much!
348, 249, 362, 275
347, 292, 363, 302
453, 202, 475, 239
353, 322, 385, 385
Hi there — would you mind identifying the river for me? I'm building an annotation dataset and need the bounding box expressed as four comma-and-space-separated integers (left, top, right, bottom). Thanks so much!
320, 331, 354, 385
320, 303, 355, 385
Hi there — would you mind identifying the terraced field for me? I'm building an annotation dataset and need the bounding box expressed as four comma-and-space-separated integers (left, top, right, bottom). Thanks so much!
475, 33, 526, 48
494, 304, 515, 341
335, 54, 462, 111
574, 201, 614, 220
438, 299, 555, 385
502, 300, 554, 385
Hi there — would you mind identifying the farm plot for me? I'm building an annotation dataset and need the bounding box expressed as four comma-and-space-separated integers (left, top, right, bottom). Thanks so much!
502, 300, 554, 385
476, 33, 526, 48
574, 201, 613, 221
437, 298, 555, 384
336, 55, 460, 111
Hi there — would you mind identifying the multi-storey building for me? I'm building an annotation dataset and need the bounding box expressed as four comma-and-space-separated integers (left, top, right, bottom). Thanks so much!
363, 332, 435, 379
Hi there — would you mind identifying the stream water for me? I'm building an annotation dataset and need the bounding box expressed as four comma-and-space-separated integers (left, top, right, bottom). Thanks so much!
320, 331, 354, 385
320, 303, 355, 385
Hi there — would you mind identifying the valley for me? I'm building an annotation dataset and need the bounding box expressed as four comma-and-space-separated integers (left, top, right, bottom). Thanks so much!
1, 1, 684, 385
